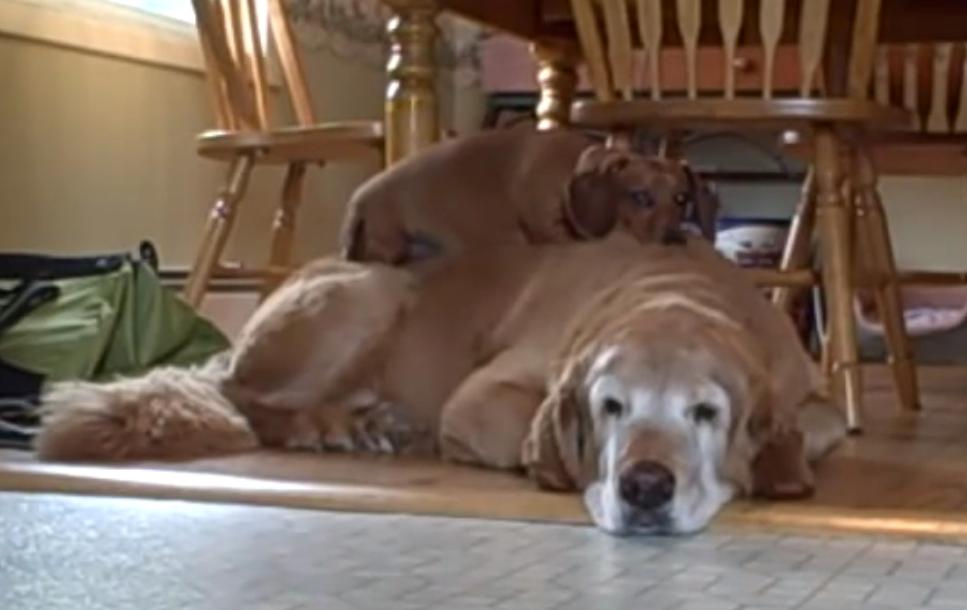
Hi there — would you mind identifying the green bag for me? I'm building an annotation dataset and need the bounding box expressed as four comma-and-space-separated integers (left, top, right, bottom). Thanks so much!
0, 242, 229, 393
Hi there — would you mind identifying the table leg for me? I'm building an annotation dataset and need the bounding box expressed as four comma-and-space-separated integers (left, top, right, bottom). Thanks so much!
531, 40, 579, 131
384, 0, 440, 165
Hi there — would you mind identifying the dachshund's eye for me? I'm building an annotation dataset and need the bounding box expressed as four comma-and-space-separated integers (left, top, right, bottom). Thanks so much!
629, 190, 655, 209
602, 397, 626, 417
689, 402, 719, 425
674, 192, 691, 207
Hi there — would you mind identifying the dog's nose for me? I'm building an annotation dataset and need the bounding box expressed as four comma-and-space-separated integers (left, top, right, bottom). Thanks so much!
660, 226, 687, 245
619, 460, 675, 510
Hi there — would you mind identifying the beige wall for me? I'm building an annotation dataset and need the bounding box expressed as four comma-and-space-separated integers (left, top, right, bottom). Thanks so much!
0, 29, 385, 268
879, 176, 967, 271
1, 20, 964, 274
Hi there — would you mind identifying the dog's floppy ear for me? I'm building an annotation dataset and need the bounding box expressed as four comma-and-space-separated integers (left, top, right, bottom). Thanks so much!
341, 216, 368, 261
563, 145, 627, 239
564, 174, 621, 239
522, 361, 595, 490
340, 202, 408, 265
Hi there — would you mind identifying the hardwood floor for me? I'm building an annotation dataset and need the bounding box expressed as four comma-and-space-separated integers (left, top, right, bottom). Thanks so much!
2, 365, 966, 541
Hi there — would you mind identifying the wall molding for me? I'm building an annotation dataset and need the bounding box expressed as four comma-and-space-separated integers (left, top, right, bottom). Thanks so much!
0, 0, 204, 74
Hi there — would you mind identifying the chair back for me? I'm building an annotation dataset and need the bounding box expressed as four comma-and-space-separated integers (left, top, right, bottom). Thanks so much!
874, 42, 967, 133
191, 0, 316, 131
570, 0, 884, 103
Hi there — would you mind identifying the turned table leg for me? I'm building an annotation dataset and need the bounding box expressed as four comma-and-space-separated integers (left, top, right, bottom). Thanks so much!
530, 40, 579, 130
384, 0, 440, 165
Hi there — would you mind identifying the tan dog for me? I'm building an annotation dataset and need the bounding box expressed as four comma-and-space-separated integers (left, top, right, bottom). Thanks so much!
37, 236, 844, 535
341, 127, 717, 267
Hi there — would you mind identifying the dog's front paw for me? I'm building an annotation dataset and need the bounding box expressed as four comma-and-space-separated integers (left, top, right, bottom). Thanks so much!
349, 402, 432, 455
751, 428, 815, 501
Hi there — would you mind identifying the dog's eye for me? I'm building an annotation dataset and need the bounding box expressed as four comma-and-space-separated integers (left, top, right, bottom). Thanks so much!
629, 190, 655, 209
674, 193, 691, 207
689, 402, 719, 425
602, 397, 626, 417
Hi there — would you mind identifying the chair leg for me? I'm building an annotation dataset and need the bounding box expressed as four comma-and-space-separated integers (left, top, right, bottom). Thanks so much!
850, 144, 921, 412
531, 40, 579, 131
183, 154, 255, 308
658, 130, 687, 159
813, 126, 863, 432
262, 162, 308, 297
773, 168, 817, 312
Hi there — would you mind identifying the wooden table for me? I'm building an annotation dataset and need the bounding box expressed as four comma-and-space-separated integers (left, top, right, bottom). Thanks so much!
380, 0, 967, 163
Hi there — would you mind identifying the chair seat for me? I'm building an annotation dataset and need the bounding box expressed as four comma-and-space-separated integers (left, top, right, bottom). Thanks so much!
570, 98, 911, 131
197, 121, 384, 164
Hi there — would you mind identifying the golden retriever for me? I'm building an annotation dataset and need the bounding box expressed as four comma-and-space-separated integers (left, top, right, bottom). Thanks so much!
36, 235, 844, 535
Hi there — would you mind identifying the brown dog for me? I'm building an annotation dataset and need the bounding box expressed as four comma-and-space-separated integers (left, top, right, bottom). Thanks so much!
341, 127, 717, 267
37, 236, 843, 535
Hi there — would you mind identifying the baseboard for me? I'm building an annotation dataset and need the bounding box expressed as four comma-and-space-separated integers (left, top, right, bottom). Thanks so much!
159, 268, 263, 294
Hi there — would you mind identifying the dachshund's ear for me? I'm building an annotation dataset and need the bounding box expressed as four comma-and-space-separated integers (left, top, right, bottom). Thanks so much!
563, 172, 621, 239
574, 144, 631, 174
523, 363, 595, 490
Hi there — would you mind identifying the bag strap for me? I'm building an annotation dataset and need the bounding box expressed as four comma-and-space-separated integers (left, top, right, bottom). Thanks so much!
0, 280, 60, 337
0, 252, 126, 280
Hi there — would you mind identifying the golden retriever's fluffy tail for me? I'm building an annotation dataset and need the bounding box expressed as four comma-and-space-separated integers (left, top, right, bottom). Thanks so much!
35, 359, 257, 461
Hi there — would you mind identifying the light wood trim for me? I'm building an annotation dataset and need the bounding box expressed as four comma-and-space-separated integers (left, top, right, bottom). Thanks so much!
243, 0, 271, 129
718, 0, 743, 100
846, 0, 883, 99
601, 0, 634, 100
797, 0, 831, 97
12, 457, 967, 545
0, 0, 204, 75
927, 42, 954, 133
956, 43, 967, 133
268, 0, 316, 126
759, 0, 784, 100
676, 0, 701, 99
635, 0, 663, 100
874, 46, 890, 105
570, 0, 614, 101
903, 44, 922, 130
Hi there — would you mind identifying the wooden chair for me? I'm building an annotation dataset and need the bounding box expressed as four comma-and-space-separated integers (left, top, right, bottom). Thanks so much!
184, 0, 383, 306
567, 0, 919, 431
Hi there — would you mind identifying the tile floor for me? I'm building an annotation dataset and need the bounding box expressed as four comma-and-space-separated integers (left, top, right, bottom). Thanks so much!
3, 492, 967, 610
